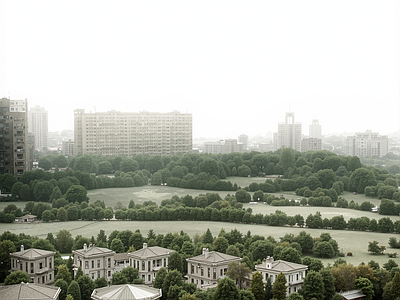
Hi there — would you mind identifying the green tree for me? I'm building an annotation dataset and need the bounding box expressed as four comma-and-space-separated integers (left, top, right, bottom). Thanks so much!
94, 277, 108, 288
54, 278, 69, 300
272, 272, 287, 300
56, 230, 74, 253
240, 289, 256, 300
300, 270, 325, 300
55, 264, 72, 284
65, 185, 89, 204
288, 292, 304, 300
110, 238, 125, 253
111, 272, 128, 285
67, 280, 81, 300
4, 270, 30, 285
320, 268, 336, 300
74, 267, 84, 281
349, 168, 377, 194
162, 269, 183, 300
368, 241, 385, 255
214, 277, 240, 300
391, 272, 400, 299
226, 261, 252, 289
202, 228, 214, 244
213, 236, 229, 253
39, 157, 52, 170
57, 207, 68, 221
154, 267, 167, 289
76, 274, 95, 300
280, 148, 295, 173
354, 277, 374, 300
168, 252, 183, 273
235, 189, 251, 203
250, 271, 265, 300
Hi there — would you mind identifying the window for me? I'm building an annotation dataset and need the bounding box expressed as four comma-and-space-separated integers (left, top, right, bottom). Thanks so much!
31, 263, 34, 273
191, 265, 194, 274
85, 261, 89, 269
91, 273, 95, 279
201, 268, 204, 276
142, 261, 145, 271
92, 260, 94, 268
98, 271, 100, 278
148, 275, 151, 282
208, 268, 210, 278
39, 263, 43, 269
213, 268, 216, 279
108, 258, 111, 268
49, 274, 52, 280
97, 260, 100, 268
108, 271, 111, 277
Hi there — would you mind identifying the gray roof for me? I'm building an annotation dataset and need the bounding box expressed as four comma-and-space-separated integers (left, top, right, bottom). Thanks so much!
255, 260, 307, 273
128, 246, 174, 259
74, 246, 115, 258
91, 284, 162, 300
187, 251, 241, 264
0, 282, 60, 300
339, 290, 366, 300
10, 248, 55, 260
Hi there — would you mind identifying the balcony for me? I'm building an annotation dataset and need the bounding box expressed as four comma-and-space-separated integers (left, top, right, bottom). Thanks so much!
36, 267, 49, 274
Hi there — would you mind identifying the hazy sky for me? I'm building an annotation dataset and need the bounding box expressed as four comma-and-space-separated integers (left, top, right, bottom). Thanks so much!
1, 1, 399, 139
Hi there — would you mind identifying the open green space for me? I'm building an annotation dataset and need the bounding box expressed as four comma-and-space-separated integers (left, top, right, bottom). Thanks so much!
1, 219, 397, 267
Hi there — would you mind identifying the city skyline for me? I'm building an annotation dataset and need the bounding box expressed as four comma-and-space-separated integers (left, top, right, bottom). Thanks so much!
1, 1, 399, 138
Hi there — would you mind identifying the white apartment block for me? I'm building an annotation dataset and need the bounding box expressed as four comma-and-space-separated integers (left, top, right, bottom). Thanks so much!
344, 130, 389, 158
74, 109, 192, 156
255, 257, 307, 297
274, 113, 302, 151
204, 139, 244, 154
301, 138, 322, 152
28, 105, 48, 151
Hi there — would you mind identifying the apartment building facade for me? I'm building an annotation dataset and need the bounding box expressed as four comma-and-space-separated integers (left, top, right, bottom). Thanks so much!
344, 130, 389, 158
0, 98, 30, 178
274, 113, 302, 151
255, 256, 308, 297
28, 105, 48, 151
203, 139, 244, 154
74, 109, 192, 156
62, 139, 75, 157
186, 248, 242, 289
10, 245, 55, 285
301, 138, 322, 152
128, 243, 175, 284
72, 244, 115, 281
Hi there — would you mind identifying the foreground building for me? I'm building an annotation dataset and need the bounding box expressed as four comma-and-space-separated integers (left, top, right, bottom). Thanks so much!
91, 284, 162, 300
0, 282, 60, 300
255, 256, 307, 297
186, 248, 242, 289
0, 98, 30, 178
74, 109, 192, 156
10, 245, 55, 285
344, 130, 388, 158
73, 244, 115, 281
128, 243, 175, 284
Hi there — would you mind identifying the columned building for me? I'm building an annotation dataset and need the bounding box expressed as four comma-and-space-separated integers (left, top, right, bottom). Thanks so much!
74, 109, 192, 156
0, 98, 30, 178
344, 130, 388, 158
28, 105, 48, 151
274, 113, 302, 151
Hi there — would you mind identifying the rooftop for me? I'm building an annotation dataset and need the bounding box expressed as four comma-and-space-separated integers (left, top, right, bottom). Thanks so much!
0, 282, 60, 300
91, 284, 162, 300
187, 248, 241, 264
73, 244, 115, 258
128, 244, 174, 259
10, 247, 55, 260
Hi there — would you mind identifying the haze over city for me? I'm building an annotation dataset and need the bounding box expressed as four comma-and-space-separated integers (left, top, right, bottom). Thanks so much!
1, 1, 399, 138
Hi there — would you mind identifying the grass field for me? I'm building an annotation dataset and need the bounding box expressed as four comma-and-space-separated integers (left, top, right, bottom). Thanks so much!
1, 176, 399, 267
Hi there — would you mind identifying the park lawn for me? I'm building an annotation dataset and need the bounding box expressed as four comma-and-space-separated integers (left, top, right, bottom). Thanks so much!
0, 219, 397, 267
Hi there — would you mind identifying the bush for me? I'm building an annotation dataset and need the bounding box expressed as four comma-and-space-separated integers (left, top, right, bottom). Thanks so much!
346, 252, 353, 256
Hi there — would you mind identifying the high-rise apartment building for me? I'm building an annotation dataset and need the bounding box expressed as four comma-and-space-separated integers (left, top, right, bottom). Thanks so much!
344, 130, 388, 158
204, 139, 244, 154
74, 109, 192, 156
62, 139, 75, 157
309, 119, 322, 138
238, 134, 248, 151
301, 138, 322, 152
28, 105, 48, 151
0, 98, 30, 178
274, 112, 302, 151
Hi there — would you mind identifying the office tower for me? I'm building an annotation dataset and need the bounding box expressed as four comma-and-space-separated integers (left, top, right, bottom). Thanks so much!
274, 112, 302, 151
238, 134, 248, 150
309, 119, 322, 138
74, 109, 192, 156
0, 98, 30, 178
28, 105, 48, 151
344, 130, 388, 158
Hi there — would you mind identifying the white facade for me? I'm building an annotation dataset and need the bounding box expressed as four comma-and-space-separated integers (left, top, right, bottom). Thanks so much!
275, 113, 302, 151
238, 134, 249, 150
62, 139, 75, 157
74, 109, 192, 156
309, 119, 322, 138
344, 130, 389, 158
204, 139, 244, 154
255, 257, 307, 297
301, 138, 322, 152
29, 105, 48, 151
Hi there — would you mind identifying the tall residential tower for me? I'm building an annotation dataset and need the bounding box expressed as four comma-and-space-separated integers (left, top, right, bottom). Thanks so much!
274, 112, 302, 151
28, 105, 48, 151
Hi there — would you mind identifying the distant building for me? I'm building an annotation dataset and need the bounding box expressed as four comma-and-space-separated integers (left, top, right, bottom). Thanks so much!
74, 109, 192, 156
204, 139, 244, 154
0, 282, 61, 300
28, 105, 48, 151
238, 134, 249, 151
344, 130, 389, 158
0, 98, 30, 179
128, 243, 175, 284
274, 113, 302, 151
309, 119, 322, 138
73, 244, 115, 281
258, 142, 276, 152
255, 256, 307, 297
62, 139, 75, 157
186, 248, 242, 290
10, 245, 55, 285
301, 138, 322, 152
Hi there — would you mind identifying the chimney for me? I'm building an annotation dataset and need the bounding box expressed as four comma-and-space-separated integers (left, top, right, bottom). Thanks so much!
204, 248, 209, 259
265, 256, 274, 269
143, 243, 147, 249
21, 245, 24, 252
84, 243, 87, 252
202, 248, 206, 255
